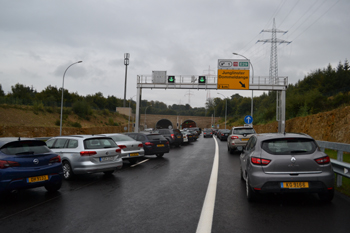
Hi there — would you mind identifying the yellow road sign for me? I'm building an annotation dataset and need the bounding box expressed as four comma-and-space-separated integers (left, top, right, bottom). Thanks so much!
217, 69, 249, 90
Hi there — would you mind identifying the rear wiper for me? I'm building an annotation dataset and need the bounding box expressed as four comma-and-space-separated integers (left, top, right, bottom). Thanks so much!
16, 151, 35, 155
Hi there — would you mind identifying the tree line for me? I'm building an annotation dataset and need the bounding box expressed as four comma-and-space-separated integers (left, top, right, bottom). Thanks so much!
1, 59, 349, 125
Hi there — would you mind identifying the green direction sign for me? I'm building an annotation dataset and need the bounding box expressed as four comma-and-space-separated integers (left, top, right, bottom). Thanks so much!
198, 76, 206, 84
168, 76, 175, 83
239, 62, 249, 67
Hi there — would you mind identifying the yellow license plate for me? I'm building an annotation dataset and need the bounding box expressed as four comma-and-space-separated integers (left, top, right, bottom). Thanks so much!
241, 138, 249, 141
177, 136, 181, 138
157, 144, 164, 147
281, 182, 309, 188
27, 175, 49, 183
130, 153, 139, 157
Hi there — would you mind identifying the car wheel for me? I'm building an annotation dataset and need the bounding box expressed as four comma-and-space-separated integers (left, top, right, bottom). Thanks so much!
103, 170, 115, 175
156, 153, 164, 157
246, 176, 258, 202
62, 161, 74, 180
45, 181, 62, 192
240, 167, 244, 181
318, 189, 334, 202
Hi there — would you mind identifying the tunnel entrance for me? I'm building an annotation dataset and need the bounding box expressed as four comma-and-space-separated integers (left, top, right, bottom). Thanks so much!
155, 119, 173, 129
181, 120, 197, 129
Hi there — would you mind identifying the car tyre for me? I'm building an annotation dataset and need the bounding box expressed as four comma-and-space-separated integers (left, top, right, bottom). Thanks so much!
156, 153, 164, 158
62, 161, 74, 180
246, 177, 258, 202
318, 189, 334, 202
103, 170, 115, 175
45, 181, 62, 192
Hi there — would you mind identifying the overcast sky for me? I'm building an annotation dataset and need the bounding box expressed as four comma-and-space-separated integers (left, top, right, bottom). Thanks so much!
1, 0, 348, 108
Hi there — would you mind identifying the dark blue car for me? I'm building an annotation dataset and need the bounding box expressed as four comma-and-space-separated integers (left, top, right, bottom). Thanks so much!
0, 137, 63, 194
125, 132, 170, 157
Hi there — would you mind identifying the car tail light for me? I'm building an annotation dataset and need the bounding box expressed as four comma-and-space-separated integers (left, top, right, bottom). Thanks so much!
165, 141, 169, 144
231, 136, 239, 140
115, 148, 121, 153
49, 155, 61, 164
80, 151, 97, 156
251, 157, 271, 165
144, 142, 154, 146
315, 156, 330, 165
0, 160, 20, 169
138, 143, 143, 148
118, 145, 127, 149
171, 134, 175, 139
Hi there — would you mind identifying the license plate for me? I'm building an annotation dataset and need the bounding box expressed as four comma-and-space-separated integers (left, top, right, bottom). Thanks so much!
27, 175, 49, 183
281, 182, 309, 189
177, 136, 181, 138
130, 153, 139, 157
241, 138, 249, 141
157, 144, 164, 147
100, 156, 114, 162
225, 134, 228, 136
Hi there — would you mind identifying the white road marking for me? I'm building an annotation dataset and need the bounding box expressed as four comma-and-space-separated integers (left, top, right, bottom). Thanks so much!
196, 136, 219, 233
130, 159, 150, 167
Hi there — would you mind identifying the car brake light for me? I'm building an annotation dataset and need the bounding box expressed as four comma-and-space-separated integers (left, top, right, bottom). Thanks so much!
138, 143, 143, 148
165, 141, 169, 144
171, 134, 175, 139
315, 156, 330, 165
115, 148, 121, 153
0, 160, 20, 169
118, 145, 127, 149
144, 142, 154, 146
49, 155, 61, 164
231, 136, 239, 140
80, 151, 97, 156
251, 157, 271, 165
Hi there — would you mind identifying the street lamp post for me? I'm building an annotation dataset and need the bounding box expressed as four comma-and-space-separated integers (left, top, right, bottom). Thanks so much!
217, 93, 227, 129
144, 105, 152, 130
123, 53, 130, 107
60, 61, 82, 136
128, 95, 136, 132
232, 53, 254, 120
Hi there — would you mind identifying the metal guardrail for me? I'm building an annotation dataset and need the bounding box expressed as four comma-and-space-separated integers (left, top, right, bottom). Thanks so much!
317, 140, 350, 187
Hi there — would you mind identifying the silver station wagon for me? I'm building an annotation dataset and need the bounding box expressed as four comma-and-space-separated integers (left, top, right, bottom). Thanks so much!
240, 133, 335, 202
46, 135, 123, 180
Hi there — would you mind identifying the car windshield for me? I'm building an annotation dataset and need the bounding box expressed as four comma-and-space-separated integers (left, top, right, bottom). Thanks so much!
261, 138, 317, 155
232, 128, 255, 135
0, 140, 51, 155
84, 138, 118, 149
109, 135, 135, 142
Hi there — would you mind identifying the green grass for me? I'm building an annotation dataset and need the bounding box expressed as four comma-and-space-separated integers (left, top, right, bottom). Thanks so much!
325, 149, 350, 197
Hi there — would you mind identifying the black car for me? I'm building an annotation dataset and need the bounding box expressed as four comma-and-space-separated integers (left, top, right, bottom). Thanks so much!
217, 129, 230, 141
203, 128, 213, 138
125, 132, 170, 157
154, 129, 183, 147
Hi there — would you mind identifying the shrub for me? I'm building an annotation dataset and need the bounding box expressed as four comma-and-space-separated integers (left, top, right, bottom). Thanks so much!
72, 100, 92, 120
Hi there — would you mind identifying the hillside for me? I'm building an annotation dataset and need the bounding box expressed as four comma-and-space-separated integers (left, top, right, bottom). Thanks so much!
0, 104, 350, 144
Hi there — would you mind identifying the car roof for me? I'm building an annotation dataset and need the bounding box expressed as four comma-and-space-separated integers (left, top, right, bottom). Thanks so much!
254, 133, 313, 140
48, 135, 113, 140
0, 137, 36, 147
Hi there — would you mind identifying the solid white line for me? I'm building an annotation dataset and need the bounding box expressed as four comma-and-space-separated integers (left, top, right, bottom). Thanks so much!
196, 137, 219, 233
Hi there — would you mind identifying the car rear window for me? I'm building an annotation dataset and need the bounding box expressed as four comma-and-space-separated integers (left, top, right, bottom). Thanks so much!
109, 135, 135, 142
0, 140, 51, 155
232, 128, 255, 135
147, 134, 166, 141
84, 138, 118, 149
261, 138, 317, 155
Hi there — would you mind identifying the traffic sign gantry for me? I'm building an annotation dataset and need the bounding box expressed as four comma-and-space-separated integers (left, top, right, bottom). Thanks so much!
198, 76, 206, 84
168, 76, 175, 83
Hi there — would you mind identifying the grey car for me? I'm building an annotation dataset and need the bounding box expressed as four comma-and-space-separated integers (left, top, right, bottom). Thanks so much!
227, 126, 256, 153
240, 133, 335, 202
100, 133, 145, 164
46, 135, 123, 180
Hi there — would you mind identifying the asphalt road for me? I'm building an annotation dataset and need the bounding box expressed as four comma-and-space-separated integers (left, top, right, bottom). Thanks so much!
1, 136, 350, 233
